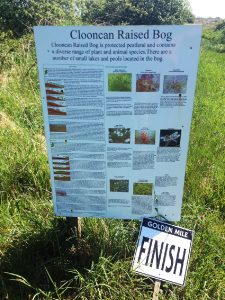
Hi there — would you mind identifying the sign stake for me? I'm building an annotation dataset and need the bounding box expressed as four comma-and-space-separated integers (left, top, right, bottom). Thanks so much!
66, 217, 82, 238
153, 280, 161, 300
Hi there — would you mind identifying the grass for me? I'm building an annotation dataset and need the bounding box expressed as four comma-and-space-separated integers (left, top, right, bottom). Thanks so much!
0, 29, 224, 299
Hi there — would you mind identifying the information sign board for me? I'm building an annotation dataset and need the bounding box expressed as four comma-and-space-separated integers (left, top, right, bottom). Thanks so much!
34, 25, 201, 220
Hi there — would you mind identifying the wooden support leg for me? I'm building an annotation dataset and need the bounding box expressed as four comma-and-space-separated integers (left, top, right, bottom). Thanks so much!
153, 280, 161, 300
66, 217, 82, 238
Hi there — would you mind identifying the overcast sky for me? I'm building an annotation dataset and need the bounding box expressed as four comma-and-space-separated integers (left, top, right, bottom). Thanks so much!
188, 0, 225, 18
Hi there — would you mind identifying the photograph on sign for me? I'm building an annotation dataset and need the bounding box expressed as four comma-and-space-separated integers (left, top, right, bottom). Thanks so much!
34, 25, 202, 220
132, 217, 194, 286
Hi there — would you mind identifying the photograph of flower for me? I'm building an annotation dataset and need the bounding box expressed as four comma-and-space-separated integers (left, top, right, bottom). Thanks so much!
109, 128, 130, 144
135, 130, 156, 144
136, 74, 160, 92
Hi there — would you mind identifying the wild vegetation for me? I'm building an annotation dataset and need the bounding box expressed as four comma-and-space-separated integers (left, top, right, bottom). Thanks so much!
80, 0, 194, 25
0, 0, 80, 36
202, 20, 225, 52
0, 5, 224, 300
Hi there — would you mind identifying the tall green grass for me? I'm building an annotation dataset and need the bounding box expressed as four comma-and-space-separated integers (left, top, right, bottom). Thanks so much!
0, 31, 224, 299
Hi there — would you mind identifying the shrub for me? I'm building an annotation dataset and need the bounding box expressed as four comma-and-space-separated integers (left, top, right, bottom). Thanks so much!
81, 0, 194, 25
0, 0, 80, 36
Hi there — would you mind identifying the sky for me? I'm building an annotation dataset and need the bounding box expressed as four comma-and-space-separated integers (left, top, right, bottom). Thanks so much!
188, 0, 225, 18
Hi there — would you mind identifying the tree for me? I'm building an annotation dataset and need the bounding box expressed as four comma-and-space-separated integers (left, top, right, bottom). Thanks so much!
0, 0, 81, 36
215, 20, 225, 44
81, 0, 194, 25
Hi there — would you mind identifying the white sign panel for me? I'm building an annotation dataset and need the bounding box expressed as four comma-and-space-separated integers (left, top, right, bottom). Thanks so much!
132, 218, 193, 286
34, 25, 201, 220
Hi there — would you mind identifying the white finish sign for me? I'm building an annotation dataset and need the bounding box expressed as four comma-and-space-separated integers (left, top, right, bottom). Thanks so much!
132, 218, 193, 286
34, 25, 201, 220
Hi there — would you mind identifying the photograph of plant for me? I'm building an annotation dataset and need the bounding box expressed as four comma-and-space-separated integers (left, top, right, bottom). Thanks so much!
56, 190, 67, 196
54, 175, 71, 181
46, 95, 64, 101
46, 88, 64, 95
49, 124, 67, 132
163, 75, 188, 94
53, 156, 70, 181
135, 130, 156, 144
110, 179, 129, 192
133, 182, 153, 195
109, 128, 130, 143
108, 73, 132, 92
47, 101, 66, 107
159, 129, 181, 147
45, 82, 64, 89
48, 107, 67, 116
136, 74, 160, 92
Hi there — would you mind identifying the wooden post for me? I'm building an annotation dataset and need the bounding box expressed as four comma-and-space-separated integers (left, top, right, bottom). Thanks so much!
153, 280, 161, 300
66, 217, 82, 238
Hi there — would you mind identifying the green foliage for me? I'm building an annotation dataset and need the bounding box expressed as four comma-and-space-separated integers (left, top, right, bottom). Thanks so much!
81, 0, 194, 25
0, 0, 81, 36
0, 33, 49, 199
0, 127, 50, 199
215, 20, 225, 31
108, 73, 132, 92
185, 49, 225, 216
202, 21, 225, 52
70, 257, 154, 299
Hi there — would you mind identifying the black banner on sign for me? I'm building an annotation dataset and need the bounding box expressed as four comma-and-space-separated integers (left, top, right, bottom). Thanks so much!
132, 217, 194, 286
142, 218, 193, 240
